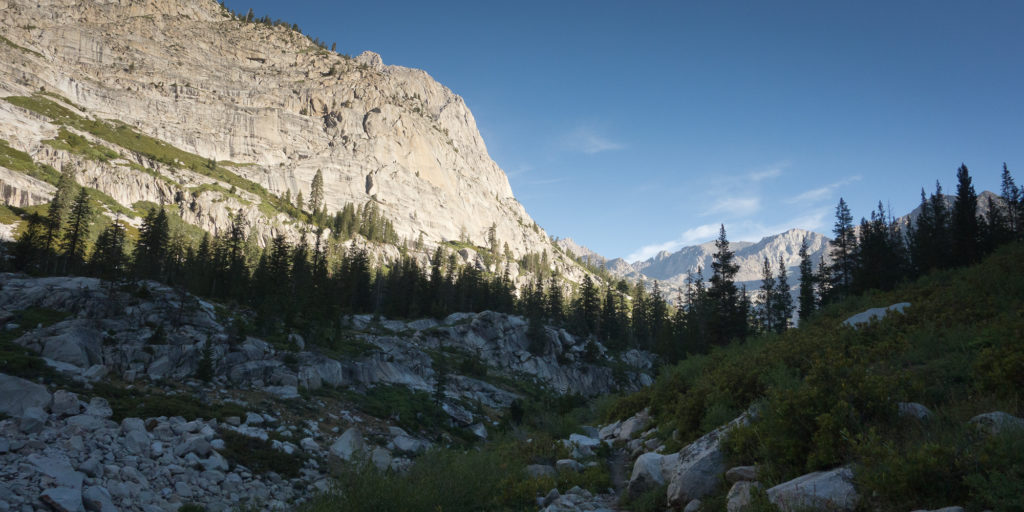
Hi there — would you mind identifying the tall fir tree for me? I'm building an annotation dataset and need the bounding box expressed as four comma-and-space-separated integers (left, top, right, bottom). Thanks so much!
797, 236, 816, 322
90, 218, 127, 280
61, 187, 92, 273
707, 225, 745, 346
951, 164, 979, 266
772, 256, 794, 333
134, 207, 170, 280
758, 256, 776, 333
309, 169, 324, 221
1000, 163, 1021, 237
826, 198, 857, 303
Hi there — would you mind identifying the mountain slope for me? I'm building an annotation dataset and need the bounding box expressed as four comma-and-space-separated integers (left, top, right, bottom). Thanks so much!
0, 0, 548, 255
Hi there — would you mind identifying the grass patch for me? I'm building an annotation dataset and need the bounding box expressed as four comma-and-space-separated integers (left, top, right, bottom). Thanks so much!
5, 94, 296, 219
218, 428, 304, 478
44, 127, 120, 162
304, 436, 610, 512
0, 308, 69, 380
344, 384, 449, 435
0, 138, 37, 172
93, 382, 246, 422
0, 204, 22, 224
0, 35, 43, 58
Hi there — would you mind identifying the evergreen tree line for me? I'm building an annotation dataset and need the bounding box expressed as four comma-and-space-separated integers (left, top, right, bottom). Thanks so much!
796, 163, 1023, 321
8, 162, 1019, 367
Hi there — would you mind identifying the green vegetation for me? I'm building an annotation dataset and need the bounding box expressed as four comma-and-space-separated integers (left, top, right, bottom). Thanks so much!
0, 138, 38, 172
4, 94, 295, 218
610, 241, 1024, 510
303, 436, 609, 512
218, 428, 305, 478
93, 382, 246, 422
44, 128, 119, 162
0, 34, 43, 58
343, 385, 451, 436
0, 308, 69, 380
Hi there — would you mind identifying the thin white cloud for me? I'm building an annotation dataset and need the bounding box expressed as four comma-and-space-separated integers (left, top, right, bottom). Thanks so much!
625, 210, 832, 263
703, 197, 760, 217
626, 223, 721, 262
787, 175, 862, 204
564, 126, 624, 154
749, 168, 782, 181
505, 164, 533, 178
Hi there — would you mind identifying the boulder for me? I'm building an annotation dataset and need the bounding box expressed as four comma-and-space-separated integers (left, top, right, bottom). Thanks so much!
842, 302, 910, 328
84, 397, 112, 419
618, 409, 650, 441
0, 373, 53, 417
683, 500, 702, 512
556, 459, 584, 473
330, 427, 364, 461
898, 402, 933, 421
41, 486, 84, 512
300, 437, 319, 452
123, 430, 150, 456
82, 485, 115, 512
39, 322, 103, 368
52, 390, 82, 417
767, 467, 858, 512
371, 447, 392, 471
18, 406, 48, 433
526, 464, 557, 479
598, 421, 621, 441
727, 481, 763, 512
627, 452, 679, 498
725, 465, 758, 483
969, 411, 1024, 436
667, 413, 750, 507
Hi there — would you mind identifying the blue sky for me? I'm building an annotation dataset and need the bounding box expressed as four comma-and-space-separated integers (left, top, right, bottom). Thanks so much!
224, 0, 1024, 262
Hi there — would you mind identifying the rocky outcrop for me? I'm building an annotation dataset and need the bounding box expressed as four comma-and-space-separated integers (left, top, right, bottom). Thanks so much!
0, 0, 559, 260
665, 412, 752, 507
842, 302, 911, 328
0, 273, 653, 429
766, 467, 859, 512
0, 397, 325, 511
969, 411, 1024, 436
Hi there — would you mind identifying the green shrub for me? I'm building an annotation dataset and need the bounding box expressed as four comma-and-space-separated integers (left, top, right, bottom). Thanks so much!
218, 428, 304, 478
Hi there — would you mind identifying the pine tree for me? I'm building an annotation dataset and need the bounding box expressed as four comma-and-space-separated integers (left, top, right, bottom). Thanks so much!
135, 207, 170, 280
826, 198, 857, 302
90, 219, 127, 281
758, 256, 775, 332
13, 213, 46, 273
797, 236, 816, 322
546, 275, 564, 325
43, 165, 77, 269
772, 256, 794, 333
707, 225, 745, 345
61, 187, 92, 273
1000, 163, 1021, 237
309, 169, 324, 221
951, 164, 979, 266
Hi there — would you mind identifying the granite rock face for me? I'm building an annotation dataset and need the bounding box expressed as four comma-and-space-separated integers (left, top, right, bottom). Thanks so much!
0, 0, 556, 261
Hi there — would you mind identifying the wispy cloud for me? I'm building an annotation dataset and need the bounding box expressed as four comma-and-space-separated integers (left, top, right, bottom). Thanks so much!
505, 164, 533, 178
626, 223, 721, 262
702, 197, 760, 217
563, 126, 624, 154
787, 175, 862, 204
748, 161, 789, 182
625, 210, 832, 263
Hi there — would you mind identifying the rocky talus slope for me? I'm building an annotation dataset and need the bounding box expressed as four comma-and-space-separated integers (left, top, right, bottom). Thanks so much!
0, 273, 653, 511
0, 0, 553, 257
